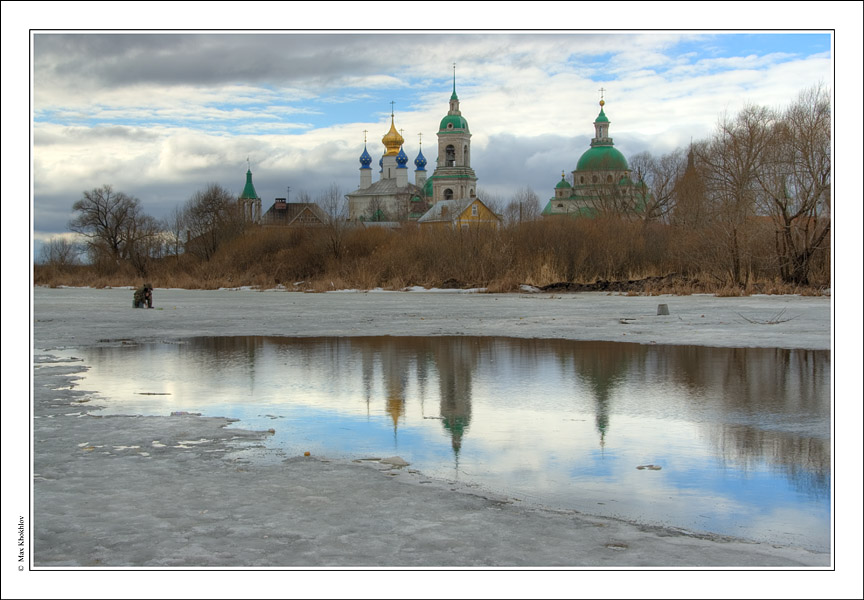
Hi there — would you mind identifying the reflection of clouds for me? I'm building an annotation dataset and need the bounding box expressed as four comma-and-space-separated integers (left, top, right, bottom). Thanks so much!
77, 336, 830, 549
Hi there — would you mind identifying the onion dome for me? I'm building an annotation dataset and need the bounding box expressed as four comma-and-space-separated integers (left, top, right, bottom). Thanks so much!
576, 146, 629, 172
414, 148, 427, 171
359, 145, 372, 170
440, 113, 469, 132
382, 115, 404, 156
555, 171, 572, 189
396, 146, 409, 169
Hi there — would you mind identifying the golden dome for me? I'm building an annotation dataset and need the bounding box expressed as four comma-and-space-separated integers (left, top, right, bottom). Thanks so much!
382, 115, 404, 156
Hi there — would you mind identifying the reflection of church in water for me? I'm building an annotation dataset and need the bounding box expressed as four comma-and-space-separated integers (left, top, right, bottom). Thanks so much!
356, 338, 475, 466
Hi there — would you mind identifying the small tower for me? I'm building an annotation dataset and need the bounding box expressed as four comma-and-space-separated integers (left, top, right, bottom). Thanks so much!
414, 133, 428, 189
555, 171, 572, 199
358, 132, 373, 190
238, 160, 261, 223
395, 146, 409, 187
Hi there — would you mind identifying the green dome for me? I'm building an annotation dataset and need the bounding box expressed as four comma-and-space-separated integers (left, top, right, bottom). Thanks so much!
594, 107, 609, 123
555, 177, 572, 189
440, 114, 469, 131
576, 146, 629, 172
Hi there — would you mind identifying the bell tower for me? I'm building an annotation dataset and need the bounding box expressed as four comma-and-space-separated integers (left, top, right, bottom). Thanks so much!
431, 64, 477, 204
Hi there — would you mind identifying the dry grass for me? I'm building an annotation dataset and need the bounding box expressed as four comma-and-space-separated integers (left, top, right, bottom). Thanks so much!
35, 220, 830, 296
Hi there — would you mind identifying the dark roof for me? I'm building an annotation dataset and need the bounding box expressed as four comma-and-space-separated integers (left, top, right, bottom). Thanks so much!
262, 202, 327, 226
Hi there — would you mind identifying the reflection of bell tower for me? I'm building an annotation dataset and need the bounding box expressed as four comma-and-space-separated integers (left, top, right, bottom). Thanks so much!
434, 338, 477, 468
571, 342, 633, 450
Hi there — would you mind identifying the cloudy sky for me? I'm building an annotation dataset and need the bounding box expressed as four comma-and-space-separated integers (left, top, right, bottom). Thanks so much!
3, 3, 861, 260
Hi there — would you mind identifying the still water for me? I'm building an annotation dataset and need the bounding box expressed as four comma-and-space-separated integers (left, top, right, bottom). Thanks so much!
69, 336, 830, 551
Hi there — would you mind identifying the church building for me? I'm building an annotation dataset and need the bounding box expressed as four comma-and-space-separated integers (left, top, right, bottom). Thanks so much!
345, 108, 428, 223
543, 97, 648, 218
346, 69, 481, 224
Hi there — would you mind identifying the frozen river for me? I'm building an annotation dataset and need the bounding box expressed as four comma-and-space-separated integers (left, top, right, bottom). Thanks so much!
21, 286, 842, 576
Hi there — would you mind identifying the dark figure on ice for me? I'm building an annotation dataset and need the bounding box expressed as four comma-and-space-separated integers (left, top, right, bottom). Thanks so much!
133, 283, 153, 308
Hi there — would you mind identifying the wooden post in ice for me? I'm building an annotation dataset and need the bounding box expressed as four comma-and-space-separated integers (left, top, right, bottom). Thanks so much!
657, 304, 669, 316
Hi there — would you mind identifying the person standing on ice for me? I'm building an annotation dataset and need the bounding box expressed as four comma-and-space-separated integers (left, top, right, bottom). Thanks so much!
133, 283, 153, 308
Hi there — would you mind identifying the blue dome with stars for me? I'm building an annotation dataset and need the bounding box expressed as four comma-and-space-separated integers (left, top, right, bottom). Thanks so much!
414, 148, 427, 171
359, 145, 372, 169
396, 146, 409, 169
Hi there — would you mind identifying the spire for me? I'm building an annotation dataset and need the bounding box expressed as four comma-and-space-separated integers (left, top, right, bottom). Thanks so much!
451, 62, 458, 100
240, 164, 259, 200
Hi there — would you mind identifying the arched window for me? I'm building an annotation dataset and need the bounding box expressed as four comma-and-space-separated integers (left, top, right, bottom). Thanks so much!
592, 175, 598, 183
444, 188, 454, 200
463, 145, 469, 165
607, 175, 613, 183
580, 176, 585, 184
445, 145, 455, 166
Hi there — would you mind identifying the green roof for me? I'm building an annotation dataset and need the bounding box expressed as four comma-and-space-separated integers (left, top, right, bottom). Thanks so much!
555, 177, 572, 189
440, 114, 469, 131
576, 146, 629, 172
595, 107, 609, 123
240, 169, 259, 200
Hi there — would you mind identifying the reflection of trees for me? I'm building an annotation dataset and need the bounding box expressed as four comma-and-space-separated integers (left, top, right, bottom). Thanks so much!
650, 345, 830, 496
710, 424, 829, 498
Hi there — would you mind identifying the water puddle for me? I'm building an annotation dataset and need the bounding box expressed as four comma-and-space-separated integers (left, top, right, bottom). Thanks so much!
60, 336, 830, 551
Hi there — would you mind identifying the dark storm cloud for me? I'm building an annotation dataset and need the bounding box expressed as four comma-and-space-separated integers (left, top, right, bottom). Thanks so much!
34, 125, 160, 146
33, 32, 610, 90
472, 132, 590, 200
34, 33, 458, 89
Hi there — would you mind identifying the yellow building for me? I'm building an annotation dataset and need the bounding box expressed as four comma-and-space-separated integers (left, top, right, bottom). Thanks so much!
417, 198, 500, 229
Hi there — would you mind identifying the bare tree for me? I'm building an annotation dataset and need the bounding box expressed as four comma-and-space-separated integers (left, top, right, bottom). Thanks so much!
503, 186, 540, 226
183, 183, 246, 260
39, 237, 81, 268
365, 196, 388, 222
123, 213, 166, 276
166, 204, 187, 260
698, 104, 774, 286
629, 149, 686, 222
318, 183, 347, 259
68, 184, 147, 265
755, 85, 831, 285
